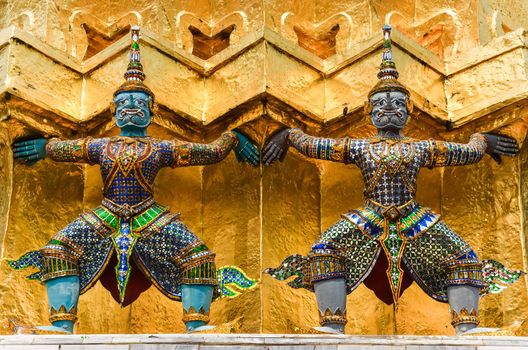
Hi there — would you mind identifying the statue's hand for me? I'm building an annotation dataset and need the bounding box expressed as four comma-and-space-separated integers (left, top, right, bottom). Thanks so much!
483, 133, 519, 164
262, 128, 290, 166
12, 138, 47, 165
232, 131, 260, 166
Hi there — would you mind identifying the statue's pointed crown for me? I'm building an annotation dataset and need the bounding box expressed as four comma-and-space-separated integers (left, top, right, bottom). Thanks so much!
114, 25, 154, 99
368, 24, 409, 98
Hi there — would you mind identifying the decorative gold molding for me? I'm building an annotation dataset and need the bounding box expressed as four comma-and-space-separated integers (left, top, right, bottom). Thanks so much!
0, 23, 525, 138
319, 308, 347, 326
183, 306, 210, 324
49, 305, 78, 324
451, 308, 479, 328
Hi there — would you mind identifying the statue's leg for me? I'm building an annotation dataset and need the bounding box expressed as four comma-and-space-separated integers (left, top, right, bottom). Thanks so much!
302, 219, 379, 334
447, 284, 479, 334
313, 278, 347, 334
133, 217, 219, 333
182, 284, 214, 332
36, 217, 95, 334
44, 275, 80, 333
310, 241, 348, 334
446, 257, 486, 334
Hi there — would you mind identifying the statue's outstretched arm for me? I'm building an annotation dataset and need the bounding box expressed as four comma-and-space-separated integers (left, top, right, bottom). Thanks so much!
170, 131, 259, 167
288, 128, 357, 163
424, 133, 518, 167
13, 137, 105, 165
263, 128, 361, 165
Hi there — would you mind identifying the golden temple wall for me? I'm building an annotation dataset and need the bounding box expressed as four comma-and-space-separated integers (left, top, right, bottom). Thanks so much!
0, 0, 528, 335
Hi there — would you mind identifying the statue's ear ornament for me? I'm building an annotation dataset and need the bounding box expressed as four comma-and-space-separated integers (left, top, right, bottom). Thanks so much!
149, 99, 159, 116
406, 98, 414, 114
364, 100, 373, 115
109, 100, 116, 114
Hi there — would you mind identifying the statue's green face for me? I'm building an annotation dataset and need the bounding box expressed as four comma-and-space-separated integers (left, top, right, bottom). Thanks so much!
370, 90, 409, 132
114, 91, 152, 129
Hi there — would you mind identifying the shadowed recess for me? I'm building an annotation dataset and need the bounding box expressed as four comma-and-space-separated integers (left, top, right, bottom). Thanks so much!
189, 24, 236, 60
82, 24, 131, 60
293, 23, 340, 59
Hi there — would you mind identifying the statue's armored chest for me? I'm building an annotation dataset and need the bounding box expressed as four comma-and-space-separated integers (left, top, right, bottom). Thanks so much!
105, 139, 153, 176
367, 141, 418, 176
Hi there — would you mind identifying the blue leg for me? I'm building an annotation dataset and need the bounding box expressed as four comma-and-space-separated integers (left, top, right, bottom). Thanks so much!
313, 278, 347, 334
182, 284, 214, 333
42, 276, 80, 333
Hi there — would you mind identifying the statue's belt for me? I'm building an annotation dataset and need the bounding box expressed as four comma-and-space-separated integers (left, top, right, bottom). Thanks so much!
89, 203, 171, 235
364, 199, 417, 220
342, 203, 440, 240
101, 197, 156, 218
81, 201, 179, 241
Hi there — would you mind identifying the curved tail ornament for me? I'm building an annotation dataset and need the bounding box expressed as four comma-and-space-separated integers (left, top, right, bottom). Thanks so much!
264, 254, 312, 290
481, 259, 526, 295
216, 265, 258, 298
6, 250, 43, 281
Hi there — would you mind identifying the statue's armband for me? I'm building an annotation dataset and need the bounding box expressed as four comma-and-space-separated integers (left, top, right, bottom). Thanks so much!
429, 140, 449, 168
170, 132, 237, 167
46, 137, 94, 163
171, 142, 192, 167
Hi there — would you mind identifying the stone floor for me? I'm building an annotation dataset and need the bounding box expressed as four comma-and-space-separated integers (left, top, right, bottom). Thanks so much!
1, 334, 528, 349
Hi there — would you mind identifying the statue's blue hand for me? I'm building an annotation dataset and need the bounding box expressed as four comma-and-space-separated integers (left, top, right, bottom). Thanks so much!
12, 138, 47, 165
232, 131, 260, 167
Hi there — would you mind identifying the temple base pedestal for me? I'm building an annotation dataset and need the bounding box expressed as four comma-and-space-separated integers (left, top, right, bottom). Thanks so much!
1, 334, 528, 349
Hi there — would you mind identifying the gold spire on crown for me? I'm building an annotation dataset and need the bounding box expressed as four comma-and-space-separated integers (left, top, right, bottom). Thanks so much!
368, 24, 410, 98
114, 26, 154, 100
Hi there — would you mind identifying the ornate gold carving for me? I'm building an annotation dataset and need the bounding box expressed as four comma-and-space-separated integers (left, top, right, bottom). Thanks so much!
451, 308, 479, 328
384, 10, 459, 59
49, 305, 78, 324
329, 142, 345, 162
182, 306, 210, 324
280, 12, 355, 57
175, 11, 248, 57
293, 23, 340, 59
383, 205, 402, 221
189, 25, 235, 60
68, 11, 141, 59
319, 308, 347, 326
173, 143, 191, 167
433, 141, 449, 167
82, 24, 131, 60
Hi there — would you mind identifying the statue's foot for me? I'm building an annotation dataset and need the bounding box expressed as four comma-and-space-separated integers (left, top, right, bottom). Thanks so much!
187, 325, 216, 333
459, 327, 500, 336
11, 324, 70, 335
34, 325, 71, 334
312, 326, 344, 334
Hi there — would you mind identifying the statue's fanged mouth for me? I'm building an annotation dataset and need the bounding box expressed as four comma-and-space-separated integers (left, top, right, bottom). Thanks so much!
376, 110, 404, 124
120, 109, 145, 119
